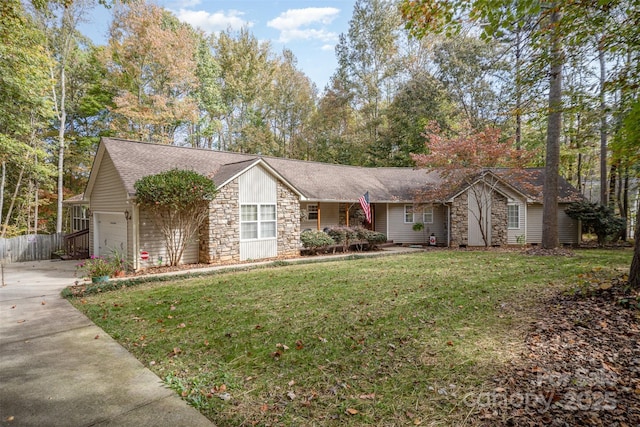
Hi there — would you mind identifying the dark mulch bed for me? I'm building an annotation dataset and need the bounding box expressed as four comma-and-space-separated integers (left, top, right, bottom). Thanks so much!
475, 276, 640, 426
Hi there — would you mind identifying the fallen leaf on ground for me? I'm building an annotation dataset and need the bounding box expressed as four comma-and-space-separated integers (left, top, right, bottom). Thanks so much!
346, 408, 359, 415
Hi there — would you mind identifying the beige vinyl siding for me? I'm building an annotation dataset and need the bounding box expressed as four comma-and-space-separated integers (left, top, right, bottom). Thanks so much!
300, 202, 340, 231
374, 204, 388, 238
526, 204, 543, 244
88, 152, 131, 258
386, 204, 446, 245
525, 204, 579, 245
238, 165, 277, 261
558, 204, 579, 244
137, 208, 198, 267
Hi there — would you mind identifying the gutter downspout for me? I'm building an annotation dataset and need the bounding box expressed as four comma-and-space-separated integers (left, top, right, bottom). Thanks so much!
447, 204, 451, 247
133, 203, 139, 271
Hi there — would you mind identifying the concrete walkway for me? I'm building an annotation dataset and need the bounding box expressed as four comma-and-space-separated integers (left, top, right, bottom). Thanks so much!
0, 260, 213, 427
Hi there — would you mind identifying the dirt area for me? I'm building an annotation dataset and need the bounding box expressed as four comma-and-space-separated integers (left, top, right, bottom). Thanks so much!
476, 276, 640, 426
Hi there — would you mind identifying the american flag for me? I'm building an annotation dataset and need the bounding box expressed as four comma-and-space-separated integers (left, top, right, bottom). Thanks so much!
359, 191, 372, 223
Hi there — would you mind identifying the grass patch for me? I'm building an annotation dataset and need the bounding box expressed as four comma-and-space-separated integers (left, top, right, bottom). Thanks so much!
70, 249, 630, 426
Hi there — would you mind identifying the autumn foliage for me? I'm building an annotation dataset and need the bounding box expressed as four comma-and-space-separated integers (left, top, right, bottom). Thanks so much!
103, 2, 199, 144
411, 121, 536, 200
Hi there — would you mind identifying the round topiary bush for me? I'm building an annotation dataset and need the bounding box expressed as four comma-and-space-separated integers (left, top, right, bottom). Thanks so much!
300, 230, 334, 255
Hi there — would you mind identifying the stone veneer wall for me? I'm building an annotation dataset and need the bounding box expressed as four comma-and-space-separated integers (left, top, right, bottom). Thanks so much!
491, 192, 508, 246
449, 191, 468, 247
277, 181, 301, 257
199, 180, 240, 264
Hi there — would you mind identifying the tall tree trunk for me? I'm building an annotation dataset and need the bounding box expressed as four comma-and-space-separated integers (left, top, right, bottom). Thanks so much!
577, 152, 582, 190
630, 210, 640, 288
0, 161, 5, 227
618, 167, 629, 241
56, 64, 66, 233
608, 161, 617, 207
542, 7, 563, 249
1, 165, 25, 238
514, 24, 522, 149
598, 36, 607, 207
34, 155, 39, 235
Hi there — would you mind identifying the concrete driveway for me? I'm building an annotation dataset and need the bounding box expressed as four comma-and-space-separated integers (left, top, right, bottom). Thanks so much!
0, 259, 213, 427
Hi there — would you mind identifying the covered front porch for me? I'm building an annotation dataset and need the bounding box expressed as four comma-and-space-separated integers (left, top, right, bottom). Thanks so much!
300, 201, 372, 232
300, 201, 449, 246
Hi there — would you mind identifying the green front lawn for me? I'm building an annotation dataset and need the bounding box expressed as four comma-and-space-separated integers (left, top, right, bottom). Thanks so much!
70, 249, 630, 426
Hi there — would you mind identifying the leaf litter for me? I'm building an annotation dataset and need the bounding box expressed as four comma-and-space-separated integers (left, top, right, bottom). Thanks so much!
474, 275, 640, 426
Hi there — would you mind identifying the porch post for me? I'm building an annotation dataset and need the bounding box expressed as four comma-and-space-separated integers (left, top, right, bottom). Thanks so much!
317, 202, 321, 230
346, 204, 350, 227
371, 204, 374, 230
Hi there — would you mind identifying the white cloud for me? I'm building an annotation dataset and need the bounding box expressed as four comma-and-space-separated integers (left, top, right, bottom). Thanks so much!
280, 28, 338, 43
173, 9, 253, 33
268, 7, 340, 43
321, 44, 335, 52
171, 0, 202, 7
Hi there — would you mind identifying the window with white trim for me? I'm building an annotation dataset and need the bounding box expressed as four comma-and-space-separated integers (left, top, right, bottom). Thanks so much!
422, 207, 434, 224
404, 205, 414, 223
241, 204, 277, 240
307, 204, 318, 220
508, 204, 520, 229
73, 205, 89, 231
405, 205, 433, 224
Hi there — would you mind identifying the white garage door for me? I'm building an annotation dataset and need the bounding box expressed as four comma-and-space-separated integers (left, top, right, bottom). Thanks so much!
95, 213, 127, 257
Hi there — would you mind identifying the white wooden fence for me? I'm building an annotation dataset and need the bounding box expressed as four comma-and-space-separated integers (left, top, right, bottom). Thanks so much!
0, 233, 63, 263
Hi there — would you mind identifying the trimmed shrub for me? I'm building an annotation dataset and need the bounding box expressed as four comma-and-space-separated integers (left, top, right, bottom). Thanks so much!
362, 230, 387, 250
565, 201, 625, 246
326, 226, 358, 251
300, 230, 334, 254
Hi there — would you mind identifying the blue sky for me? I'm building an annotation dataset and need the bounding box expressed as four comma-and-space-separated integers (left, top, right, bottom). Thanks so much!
80, 0, 357, 90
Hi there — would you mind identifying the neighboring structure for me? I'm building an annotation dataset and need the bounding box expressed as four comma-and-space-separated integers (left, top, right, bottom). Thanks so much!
84, 138, 584, 270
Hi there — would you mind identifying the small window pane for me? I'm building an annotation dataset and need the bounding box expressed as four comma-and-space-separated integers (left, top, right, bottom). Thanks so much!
261, 221, 276, 238
241, 205, 257, 221
261, 205, 276, 221
241, 222, 258, 239
404, 205, 414, 223
423, 207, 434, 224
307, 205, 318, 220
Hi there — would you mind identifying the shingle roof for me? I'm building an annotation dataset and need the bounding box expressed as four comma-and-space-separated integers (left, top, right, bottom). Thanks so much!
98, 138, 582, 203
264, 157, 442, 202
101, 138, 257, 196
63, 193, 86, 204
494, 168, 584, 203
